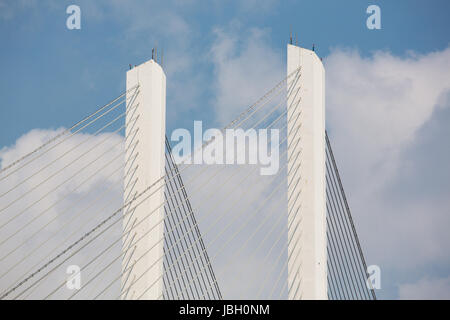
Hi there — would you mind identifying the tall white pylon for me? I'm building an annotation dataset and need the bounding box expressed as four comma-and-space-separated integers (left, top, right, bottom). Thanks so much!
122, 59, 166, 299
287, 44, 327, 300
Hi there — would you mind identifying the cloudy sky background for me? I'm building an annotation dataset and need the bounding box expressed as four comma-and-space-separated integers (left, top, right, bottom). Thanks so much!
0, 0, 449, 299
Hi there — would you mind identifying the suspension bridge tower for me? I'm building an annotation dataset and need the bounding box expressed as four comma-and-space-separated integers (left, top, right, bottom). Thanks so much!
286, 43, 327, 299
121, 58, 166, 299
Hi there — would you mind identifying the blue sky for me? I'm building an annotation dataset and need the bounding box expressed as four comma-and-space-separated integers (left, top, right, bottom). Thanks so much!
0, 0, 449, 299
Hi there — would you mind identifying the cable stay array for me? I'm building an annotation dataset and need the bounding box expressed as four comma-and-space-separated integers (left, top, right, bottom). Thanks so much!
325, 132, 376, 300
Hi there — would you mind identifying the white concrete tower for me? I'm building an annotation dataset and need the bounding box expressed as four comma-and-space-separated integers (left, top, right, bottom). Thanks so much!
122, 59, 166, 299
287, 44, 327, 299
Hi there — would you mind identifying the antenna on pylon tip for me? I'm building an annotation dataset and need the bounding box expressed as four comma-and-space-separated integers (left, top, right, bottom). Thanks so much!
290, 26, 293, 45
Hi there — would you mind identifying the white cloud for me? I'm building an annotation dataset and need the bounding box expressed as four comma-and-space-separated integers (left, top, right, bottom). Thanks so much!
399, 276, 450, 299
183, 164, 288, 299
210, 26, 283, 125
325, 47, 450, 194
324, 47, 450, 298
0, 128, 124, 299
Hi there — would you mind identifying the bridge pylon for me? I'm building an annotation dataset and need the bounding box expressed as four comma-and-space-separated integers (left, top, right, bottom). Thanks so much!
121, 59, 166, 299
287, 44, 327, 300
